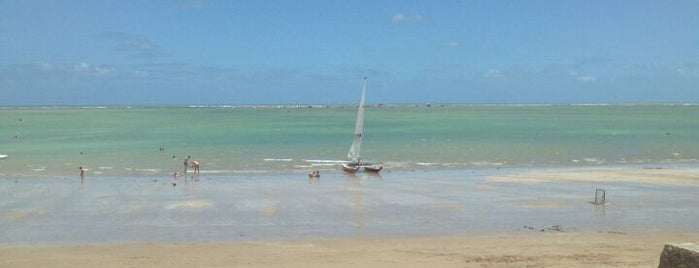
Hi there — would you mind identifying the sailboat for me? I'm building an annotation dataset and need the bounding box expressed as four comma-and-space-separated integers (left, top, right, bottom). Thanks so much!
341, 77, 383, 173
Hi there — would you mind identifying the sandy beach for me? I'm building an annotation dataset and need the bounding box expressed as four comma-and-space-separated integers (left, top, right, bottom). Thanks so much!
1, 166, 698, 267
2, 230, 697, 267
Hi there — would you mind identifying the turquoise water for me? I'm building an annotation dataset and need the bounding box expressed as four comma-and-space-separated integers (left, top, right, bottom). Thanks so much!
1, 104, 698, 178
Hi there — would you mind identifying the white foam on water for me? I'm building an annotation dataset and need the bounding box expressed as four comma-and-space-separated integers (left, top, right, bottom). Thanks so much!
309, 163, 339, 167
196, 169, 270, 174
305, 159, 346, 164
198, 169, 238, 174
135, 168, 162, 173
469, 161, 505, 167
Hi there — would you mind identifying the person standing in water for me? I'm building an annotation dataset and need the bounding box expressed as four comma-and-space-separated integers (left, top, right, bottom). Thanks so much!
183, 156, 190, 173
191, 160, 200, 174
79, 166, 85, 188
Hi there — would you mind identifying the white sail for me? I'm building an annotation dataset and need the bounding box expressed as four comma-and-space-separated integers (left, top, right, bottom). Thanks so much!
347, 77, 367, 162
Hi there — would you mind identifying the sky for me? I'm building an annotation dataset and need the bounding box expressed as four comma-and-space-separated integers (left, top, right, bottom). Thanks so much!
1, 0, 698, 106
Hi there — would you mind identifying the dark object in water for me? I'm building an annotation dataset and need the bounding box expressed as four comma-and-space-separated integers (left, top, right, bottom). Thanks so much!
592, 188, 606, 205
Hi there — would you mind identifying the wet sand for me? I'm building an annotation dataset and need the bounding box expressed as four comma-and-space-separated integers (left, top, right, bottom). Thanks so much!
489, 166, 699, 185
2, 230, 697, 268
1, 165, 698, 267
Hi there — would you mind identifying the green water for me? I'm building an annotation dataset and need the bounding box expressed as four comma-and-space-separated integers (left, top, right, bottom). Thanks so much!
1, 105, 697, 178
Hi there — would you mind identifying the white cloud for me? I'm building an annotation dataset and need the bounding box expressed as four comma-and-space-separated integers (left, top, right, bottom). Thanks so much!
131, 70, 150, 78
483, 69, 503, 78
36, 62, 54, 71
72, 62, 117, 76
21, 62, 118, 77
569, 70, 596, 82
392, 13, 424, 22
101, 32, 161, 58
577, 75, 596, 82
392, 13, 405, 21
443, 41, 460, 48
72, 62, 91, 73
675, 68, 699, 77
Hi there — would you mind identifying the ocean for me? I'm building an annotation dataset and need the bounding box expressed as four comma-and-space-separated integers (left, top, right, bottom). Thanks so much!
1, 104, 698, 178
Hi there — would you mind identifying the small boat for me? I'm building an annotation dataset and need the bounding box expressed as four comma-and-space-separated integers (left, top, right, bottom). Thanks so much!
308, 170, 321, 178
363, 165, 383, 173
342, 77, 383, 173
341, 163, 360, 173
0, 154, 7, 160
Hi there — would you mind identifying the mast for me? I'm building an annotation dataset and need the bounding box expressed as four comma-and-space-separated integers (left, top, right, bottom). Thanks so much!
347, 77, 367, 162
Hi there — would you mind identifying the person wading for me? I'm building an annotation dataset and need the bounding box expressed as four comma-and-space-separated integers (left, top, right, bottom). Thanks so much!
183, 156, 190, 173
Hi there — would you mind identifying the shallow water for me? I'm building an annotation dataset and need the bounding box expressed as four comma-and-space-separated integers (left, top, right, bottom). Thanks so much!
1, 104, 698, 178
1, 168, 697, 245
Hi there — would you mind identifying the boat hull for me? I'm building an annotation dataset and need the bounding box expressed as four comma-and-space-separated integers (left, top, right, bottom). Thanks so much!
341, 163, 360, 173
363, 165, 383, 173
341, 163, 382, 173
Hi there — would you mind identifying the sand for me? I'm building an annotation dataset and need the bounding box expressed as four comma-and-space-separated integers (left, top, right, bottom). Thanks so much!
1, 230, 697, 268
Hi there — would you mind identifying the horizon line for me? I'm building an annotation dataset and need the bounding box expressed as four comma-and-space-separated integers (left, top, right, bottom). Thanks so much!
1, 102, 698, 109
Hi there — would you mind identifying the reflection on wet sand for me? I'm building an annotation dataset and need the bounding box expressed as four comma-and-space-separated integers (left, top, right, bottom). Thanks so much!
3, 167, 698, 245
308, 175, 320, 185
595, 203, 607, 217
366, 172, 382, 180
344, 173, 365, 237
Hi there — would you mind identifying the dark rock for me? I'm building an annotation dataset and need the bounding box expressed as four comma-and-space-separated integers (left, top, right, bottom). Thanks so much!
658, 243, 699, 268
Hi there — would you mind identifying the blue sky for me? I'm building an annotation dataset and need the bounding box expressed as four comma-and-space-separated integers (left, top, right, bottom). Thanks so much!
1, 0, 697, 105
